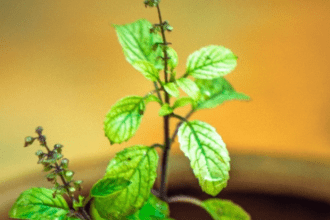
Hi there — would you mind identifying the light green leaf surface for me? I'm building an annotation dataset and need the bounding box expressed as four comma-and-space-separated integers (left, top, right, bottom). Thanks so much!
178, 120, 230, 196
202, 199, 250, 220
127, 194, 170, 220
164, 82, 180, 98
159, 103, 173, 116
173, 97, 195, 109
132, 60, 159, 81
94, 146, 159, 219
195, 77, 250, 109
167, 47, 179, 70
104, 96, 145, 144
91, 178, 131, 197
114, 19, 164, 70
186, 45, 237, 79
145, 94, 162, 105
9, 187, 72, 220
176, 78, 200, 100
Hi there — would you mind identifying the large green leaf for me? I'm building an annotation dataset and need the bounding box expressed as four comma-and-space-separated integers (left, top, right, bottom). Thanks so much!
94, 146, 159, 219
202, 199, 250, 220
114, 19, 164, 70
132, 60, 160, 81
9, 187, 76, 220
195, 77, 250, 109
176, 78, 200, 100
104, 96, 145, 144
127, 194, 170, 220
91, 177, 131, 198
178, 120, 230, 196
186, 45, 237, 79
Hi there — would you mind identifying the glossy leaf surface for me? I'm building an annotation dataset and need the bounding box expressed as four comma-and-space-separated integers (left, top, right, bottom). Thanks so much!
202, 199, 250, 220
167, 47, 179, 70
94, 146, 159, 219
104, 96, 145, 144
159, 103, 173, 116
114, 19, 163, 70
178, 120, 230, 196
9, 187, 77, 220
186, 45, 237, 79
127, 194, 170, 220
195, 77, 250, 109
176, 78, 200, 100
91, 177, 131, 197
164, 82, 180, 98
173, 97, 195, 109
132, 60, 159, 81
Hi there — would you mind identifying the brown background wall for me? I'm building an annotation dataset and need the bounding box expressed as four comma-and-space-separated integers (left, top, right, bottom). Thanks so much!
1, 0, 330, 186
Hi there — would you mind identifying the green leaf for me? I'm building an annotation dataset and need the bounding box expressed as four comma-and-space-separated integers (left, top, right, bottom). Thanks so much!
114, 19, 164, 70
164, 82, 180, 98
94, 146, 159, 219
90, 201, 106, 220
202, 199, 250, 220
145, 94, 162, 105
127, 194, 170, 220
172, 97, 195, 109
167, 47, 178, 70
104, 96, 145, 144
132, 60, 159, 81
186, 45, 237, 79
9, 187, 71, 220
178, 120, 230, 196
73, 195, 85, 211
159, 103, 174, 116
91, 177, 131, 197
176, 78, 200, 100
195, 77, 250, 109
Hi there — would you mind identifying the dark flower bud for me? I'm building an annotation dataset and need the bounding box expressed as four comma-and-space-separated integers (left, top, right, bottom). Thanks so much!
24, 136, 35, 147
61, 158, 69, 169
35, 126, 43, 134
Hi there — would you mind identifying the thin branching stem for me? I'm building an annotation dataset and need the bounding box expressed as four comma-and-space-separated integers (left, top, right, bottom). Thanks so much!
167, 195, 203, 207
169, 110, 194, 146
40, 137, 91, 220
155, 3, 171, 201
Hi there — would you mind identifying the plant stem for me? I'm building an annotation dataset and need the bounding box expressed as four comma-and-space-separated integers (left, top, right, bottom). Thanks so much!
167, 195, 203, 207
156, 3, 171, 201
170, 110, 194, 145
42, 141, 76, 203
41, 139, 91, 220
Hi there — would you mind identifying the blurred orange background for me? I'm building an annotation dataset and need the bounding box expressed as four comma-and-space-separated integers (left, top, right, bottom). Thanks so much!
1, 0, 330, 186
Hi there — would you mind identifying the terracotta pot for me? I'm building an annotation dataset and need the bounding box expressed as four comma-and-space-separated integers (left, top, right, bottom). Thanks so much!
2, 154, 330, 219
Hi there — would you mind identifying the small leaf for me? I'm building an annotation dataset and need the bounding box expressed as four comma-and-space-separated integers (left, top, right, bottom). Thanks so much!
132, 60, 160, 81
202, 199, 250, 220
104, 96, 145, 144
9, 187, 71, 220
195, 77, 250, 109
73, 195, 85, 211
158, 103, 174, 116
186, 45, 237, 79
167, 47, 178, 70
164, 82, 180, 98
91, 177, 131, 197
176, 78, 200, 100
127, 194, 170, 220
145, 94, 162, 105
94, 146, 159, 219
172, 97, 195, 109
178, 120, 230, 196
114, 19, 164, 70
